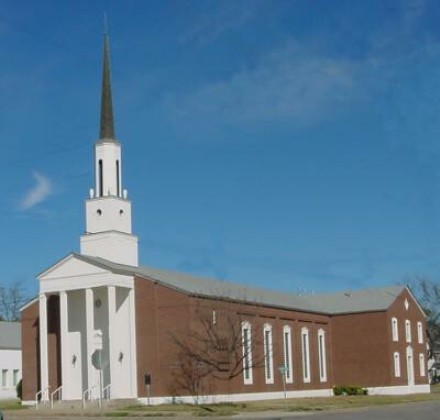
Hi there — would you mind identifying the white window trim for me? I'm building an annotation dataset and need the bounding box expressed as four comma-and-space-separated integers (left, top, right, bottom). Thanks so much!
301, 326, 311, 383
242, 321, 253, 385
419, 353, 426, 377
394, 352, 401, 377
405, 320, 411, 343
283, 325, 293, 384
263, 323, 274, 384
391, 317, 399, 342
417, 322, 423, 344
318, 328, 327, 382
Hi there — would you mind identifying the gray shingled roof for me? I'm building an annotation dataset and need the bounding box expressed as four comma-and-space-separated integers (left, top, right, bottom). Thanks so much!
74, 254, 405, 315
301, 285, 406, 315
0, 321, 21, 350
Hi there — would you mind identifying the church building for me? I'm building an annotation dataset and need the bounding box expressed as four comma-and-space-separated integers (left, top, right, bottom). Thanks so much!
20, 35, 430, 405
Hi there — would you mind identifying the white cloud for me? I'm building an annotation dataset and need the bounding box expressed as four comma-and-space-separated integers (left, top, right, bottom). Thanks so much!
164, 41, 359, 129
20, 172, 52, 211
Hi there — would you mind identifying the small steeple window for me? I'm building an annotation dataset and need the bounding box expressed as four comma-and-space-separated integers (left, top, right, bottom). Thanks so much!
99, 159, 103, 197
116, 160, 120, 197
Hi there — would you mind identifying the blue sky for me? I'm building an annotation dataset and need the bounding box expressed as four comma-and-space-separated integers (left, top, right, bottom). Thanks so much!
1, 0, 440, 299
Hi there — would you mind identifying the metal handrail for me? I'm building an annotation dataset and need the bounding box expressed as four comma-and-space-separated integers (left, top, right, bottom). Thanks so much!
50, 385, 63, 410
82, 385, 96, 409
103, 383, 111, 400
35, 386, 50, 409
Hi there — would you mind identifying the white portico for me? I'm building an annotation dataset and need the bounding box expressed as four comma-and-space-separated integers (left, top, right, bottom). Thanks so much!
36, 33, 138, 402
38, 256, 138, 401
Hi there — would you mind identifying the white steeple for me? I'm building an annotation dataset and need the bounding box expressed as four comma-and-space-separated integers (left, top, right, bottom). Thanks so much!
80, 33, 139, 266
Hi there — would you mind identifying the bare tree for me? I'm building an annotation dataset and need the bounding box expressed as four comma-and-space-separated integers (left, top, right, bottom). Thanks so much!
0, 282, 26, 321
171, 301, 263, 400
406, 277, 440, 357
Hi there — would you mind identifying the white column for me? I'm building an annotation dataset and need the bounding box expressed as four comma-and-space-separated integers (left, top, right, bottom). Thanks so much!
128, 287, 138, 397
108, 286, 116, 395
39, 293, 49, 401
85, 288, 95, 391
59, 291, 68, 399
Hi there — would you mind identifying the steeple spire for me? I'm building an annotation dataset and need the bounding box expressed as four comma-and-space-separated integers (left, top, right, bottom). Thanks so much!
99, 30, 115, 140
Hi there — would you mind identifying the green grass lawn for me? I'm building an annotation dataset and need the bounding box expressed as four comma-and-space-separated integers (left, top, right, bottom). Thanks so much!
106, 384, 440, 417
4, 384, 439, 417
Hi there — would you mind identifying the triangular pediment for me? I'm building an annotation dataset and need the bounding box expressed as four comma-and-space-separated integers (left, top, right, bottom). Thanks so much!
38, 253, 110, 281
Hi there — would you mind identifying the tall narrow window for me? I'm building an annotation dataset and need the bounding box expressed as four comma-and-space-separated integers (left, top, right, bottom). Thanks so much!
13, 370, 19, 387
263, 324, 274, 384
301, 327, 311, 383
283, 325, 293, 383
419, 353, 426, 377
1, 369, 7, 387
116, 160, 120, 197
394, 352, 401, 377
391, 317, 399, 342
98, 159, 103, 197
417, 322, 423, 344
318, 328, 327, 382
405, 320, 411, 343
242, 321, 253, 385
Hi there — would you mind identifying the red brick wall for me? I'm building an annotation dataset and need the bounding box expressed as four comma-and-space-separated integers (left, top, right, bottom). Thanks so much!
387, 289, 428, 386
134, 276, 333, 397
330, 288, 428, 389
21, 300, 40, 401
331, 311, 390, 387
21, 296, 61, 401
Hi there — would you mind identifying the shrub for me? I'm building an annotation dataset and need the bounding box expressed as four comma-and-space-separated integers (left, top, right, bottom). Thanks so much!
333, 385, 368, 396
16, 379, 22, 400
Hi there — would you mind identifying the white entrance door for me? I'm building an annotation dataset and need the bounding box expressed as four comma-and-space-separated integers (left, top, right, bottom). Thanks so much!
406, 346, 415, 386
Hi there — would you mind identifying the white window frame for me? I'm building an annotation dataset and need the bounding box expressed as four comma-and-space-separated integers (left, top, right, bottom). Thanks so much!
419, 353, 426, 377
417, 321, 423, 344
283, 325, 293, 384
242, 321, 253, 385
391, 317, 399, 342
405, 320, 411, 343
394, 352, 401, 377
263, 323, 274, 384
318, 328, 327, 382
301, 326, 311, 383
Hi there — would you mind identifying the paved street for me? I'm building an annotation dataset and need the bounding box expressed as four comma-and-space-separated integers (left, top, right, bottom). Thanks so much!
3, 400, 440, 420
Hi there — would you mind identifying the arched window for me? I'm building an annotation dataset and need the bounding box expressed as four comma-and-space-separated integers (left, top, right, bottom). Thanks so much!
394, 352, 401, 377
417, 322, 423, 344
405, 320, 411, 343
391, 317, 399, 342
318, 328, 327, 382
283, 325, 293, 384
301, 326, 311, 383
419, 353, 426, 377
241, 321, 253, 385
263, 324, 274, 384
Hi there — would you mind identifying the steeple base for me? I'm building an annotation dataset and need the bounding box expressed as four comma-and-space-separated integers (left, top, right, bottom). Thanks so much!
80, 231, 138, 266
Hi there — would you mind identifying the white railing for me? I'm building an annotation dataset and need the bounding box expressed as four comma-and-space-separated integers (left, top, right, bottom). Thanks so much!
50, 385, 63, 410
82, 385, 97, 409
103, 384, 111, 400
35, 386, 50, 409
